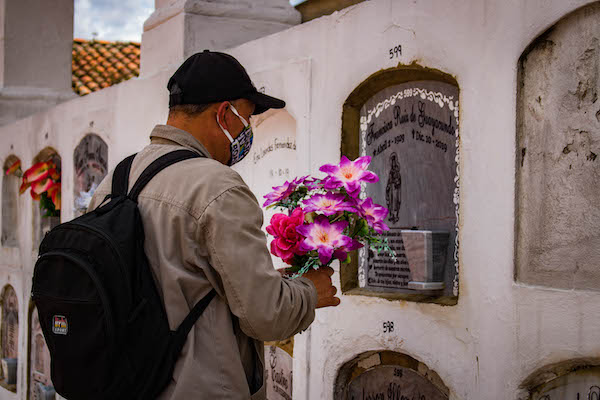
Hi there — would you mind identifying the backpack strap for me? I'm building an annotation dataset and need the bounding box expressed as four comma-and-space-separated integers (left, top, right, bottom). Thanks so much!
128, 149, 203, 202
172, 289, 217, 355
111, 154, 137, 197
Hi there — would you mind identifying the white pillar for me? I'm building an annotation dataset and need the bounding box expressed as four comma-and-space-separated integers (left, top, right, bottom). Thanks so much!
0, 0, 75, 126
140, 0, 301, 77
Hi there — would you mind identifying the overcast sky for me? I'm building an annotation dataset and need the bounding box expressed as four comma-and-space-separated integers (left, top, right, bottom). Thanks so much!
74, 0, 154, 42
74, 0, 299, 43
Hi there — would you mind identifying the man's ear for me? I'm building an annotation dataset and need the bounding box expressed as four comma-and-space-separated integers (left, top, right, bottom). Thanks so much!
216, 101, 230, 129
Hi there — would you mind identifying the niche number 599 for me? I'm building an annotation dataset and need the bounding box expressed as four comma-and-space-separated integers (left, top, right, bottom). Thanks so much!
389, 45, 402, 59
383, 321, 394, 333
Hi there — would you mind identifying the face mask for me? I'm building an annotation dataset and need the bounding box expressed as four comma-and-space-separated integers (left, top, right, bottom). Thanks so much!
217, 104, 254, 166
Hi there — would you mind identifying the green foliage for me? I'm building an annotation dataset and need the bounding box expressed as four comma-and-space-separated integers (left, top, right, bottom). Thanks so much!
40, 192, 59, 218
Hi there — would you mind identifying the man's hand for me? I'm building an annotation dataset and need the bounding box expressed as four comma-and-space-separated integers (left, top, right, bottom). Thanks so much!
303, 266, 340, 308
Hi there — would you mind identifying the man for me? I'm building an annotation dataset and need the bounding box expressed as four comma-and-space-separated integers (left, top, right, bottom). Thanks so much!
87, 51, 339, 399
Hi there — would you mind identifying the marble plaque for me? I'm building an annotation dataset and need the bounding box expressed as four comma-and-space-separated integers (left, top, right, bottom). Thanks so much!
30, 307, 53, 400
533, 367, 600, 399
358, 81, 459, 296
348, 365, 447, 400
2, 286, 18, 360
73, 134, 108, 215
265, 345, 293, 400
1, 166, 19, 247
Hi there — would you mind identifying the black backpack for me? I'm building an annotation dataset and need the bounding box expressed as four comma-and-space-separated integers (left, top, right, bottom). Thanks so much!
31, 150, 216, 400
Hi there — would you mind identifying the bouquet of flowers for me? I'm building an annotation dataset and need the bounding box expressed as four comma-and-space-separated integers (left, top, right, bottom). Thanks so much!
263, 156, 395, 278
19, 161, 61, 217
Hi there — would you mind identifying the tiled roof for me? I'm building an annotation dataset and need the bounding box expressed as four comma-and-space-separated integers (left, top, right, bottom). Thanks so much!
72, 38, 141, 96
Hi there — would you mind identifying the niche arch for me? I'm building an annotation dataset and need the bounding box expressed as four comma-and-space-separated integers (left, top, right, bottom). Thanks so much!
0, 285, 19, 392
340, 64, 460, 305
334, 350, 450, 400
31, 147, 61, 250
27, 302, 53, 400
520, 358, 600, 399
73, 133, 108, 216
2, 155, 21, 247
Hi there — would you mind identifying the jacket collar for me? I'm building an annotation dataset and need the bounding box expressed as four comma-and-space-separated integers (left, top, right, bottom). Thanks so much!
149, 124, 213, 159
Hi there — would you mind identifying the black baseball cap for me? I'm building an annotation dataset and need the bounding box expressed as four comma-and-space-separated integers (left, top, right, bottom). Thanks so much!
167, 50, 285, 115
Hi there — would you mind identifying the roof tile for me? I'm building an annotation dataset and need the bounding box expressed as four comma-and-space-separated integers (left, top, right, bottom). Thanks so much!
72, 38, 140, 96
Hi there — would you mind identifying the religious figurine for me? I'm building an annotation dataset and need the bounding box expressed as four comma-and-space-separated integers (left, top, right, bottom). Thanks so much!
386, 153, 402, 224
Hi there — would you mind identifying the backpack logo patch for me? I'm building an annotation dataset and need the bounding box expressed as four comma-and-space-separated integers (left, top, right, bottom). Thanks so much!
52, 315, 68, 335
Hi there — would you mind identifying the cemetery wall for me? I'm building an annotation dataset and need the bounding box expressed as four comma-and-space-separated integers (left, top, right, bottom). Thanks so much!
0, 0, 599, 399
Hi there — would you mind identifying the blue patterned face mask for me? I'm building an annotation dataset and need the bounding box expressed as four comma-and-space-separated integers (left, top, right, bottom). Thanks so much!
217, 104, 253, 166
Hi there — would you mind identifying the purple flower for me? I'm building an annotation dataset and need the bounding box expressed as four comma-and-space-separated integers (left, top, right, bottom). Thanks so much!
296, 216, 353, 264
263, 181, 297, 207
333, 239, 364, 262
358, 198, 390, 233
302, 193, 356, 216
293, 175, 321, 191
320, 156, 379, 197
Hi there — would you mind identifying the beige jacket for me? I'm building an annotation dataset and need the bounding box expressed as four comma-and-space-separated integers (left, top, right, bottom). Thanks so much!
88, 125, 317, 400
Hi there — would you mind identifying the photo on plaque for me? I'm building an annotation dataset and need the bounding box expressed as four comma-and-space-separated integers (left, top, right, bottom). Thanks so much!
357, 81, 460, 297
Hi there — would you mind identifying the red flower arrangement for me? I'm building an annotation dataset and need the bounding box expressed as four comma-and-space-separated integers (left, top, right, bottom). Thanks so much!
19, 161, 61, 217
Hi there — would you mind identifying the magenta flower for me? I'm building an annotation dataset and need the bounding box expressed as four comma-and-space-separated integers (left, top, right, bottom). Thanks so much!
320, 156, 379, 197
358, 198, 390, 233
265, 208, 306, 264
292, 175, 309, 185
302, 193, 356, 216
263, 180, 297, 207
333, 239, 364, 262
296, 216, 352, 264
293, 175, 321, 191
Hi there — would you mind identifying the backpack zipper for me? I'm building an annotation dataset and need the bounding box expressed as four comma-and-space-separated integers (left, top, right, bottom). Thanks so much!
36, 251, 116, 349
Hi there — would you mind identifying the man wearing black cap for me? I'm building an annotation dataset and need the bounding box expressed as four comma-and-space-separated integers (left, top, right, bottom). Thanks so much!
88, 51, 339, 399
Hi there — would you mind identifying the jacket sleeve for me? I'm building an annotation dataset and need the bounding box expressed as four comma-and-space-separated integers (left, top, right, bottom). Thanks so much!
199, 185, 318, 342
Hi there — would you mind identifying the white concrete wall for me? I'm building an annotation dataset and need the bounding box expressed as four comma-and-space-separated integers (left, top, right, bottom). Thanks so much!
0, 0, 598, 399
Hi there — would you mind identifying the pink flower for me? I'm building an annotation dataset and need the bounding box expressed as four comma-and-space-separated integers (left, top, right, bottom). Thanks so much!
296, 216, 353, 264
294, 175, 321, 191
263, 180, 297, 207
265, 208, 306, 264
320, 156, 379, 197
358, 198, 390, 233
302, 193, 356, 216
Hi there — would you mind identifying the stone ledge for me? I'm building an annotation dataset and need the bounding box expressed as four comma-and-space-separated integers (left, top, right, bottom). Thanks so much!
144, 0, 300, 32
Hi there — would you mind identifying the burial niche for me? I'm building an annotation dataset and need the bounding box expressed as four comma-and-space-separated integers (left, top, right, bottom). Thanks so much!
31, 148, 61, 250
2, 155, 21, 247
515, 2, 600, 291
264, 337, 294, 400
73, 134, 108, 216
520, 359, 600, 400
241, 109, 298, 269
334, 351, 449, 400
29, 306, 54, 400
1, 285, 18, 391
341, 66, 460, 304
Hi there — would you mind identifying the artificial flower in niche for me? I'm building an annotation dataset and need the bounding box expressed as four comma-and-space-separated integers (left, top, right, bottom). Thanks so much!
319, 156, 379, 197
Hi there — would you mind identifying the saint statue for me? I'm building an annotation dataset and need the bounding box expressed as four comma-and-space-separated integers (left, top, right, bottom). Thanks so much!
386, 153, 402, 223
